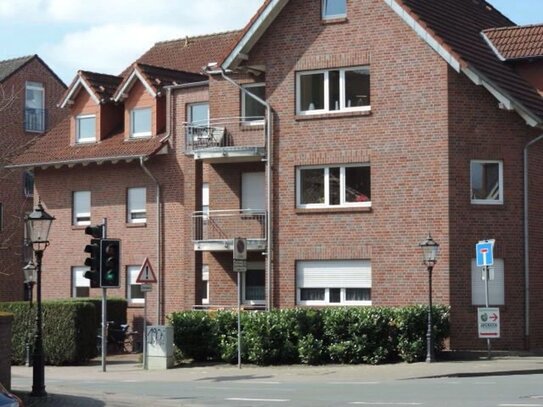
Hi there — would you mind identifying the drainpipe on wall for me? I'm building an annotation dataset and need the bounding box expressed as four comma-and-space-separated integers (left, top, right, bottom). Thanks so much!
209, 65, 274, 311
523, 132, 543, 341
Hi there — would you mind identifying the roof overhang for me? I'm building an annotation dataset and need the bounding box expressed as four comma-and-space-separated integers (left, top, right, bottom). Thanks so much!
59, 76, 101, 108
113, 68, 157, 102
222, 0, 289, 70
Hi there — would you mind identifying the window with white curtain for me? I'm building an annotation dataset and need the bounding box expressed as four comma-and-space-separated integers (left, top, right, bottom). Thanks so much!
127, 187, 146, 223
296, 260, 372, 305
72, 266, 90, 298
73, 191, 91, 225
127, 265, 144, 304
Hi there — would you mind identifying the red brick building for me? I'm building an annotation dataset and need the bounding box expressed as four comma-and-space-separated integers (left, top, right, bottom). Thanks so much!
0, 55, 66, 301
9, 0, 543, 350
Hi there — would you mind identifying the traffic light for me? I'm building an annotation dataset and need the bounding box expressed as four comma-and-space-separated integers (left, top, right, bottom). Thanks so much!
83, 238, 101, 288
100, 239, 120, 288
85, 224, 103, 239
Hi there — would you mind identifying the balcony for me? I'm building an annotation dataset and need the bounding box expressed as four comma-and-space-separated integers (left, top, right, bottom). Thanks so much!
184, 117, 266, 163
192, 209, 267, 251
24, 108, 46, 133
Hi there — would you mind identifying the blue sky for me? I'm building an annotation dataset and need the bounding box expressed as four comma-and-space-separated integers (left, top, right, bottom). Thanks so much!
0, 0, 542, 85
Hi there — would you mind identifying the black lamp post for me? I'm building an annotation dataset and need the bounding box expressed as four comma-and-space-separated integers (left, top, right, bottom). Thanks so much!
25, 202, 55, 397
23, 260, 37, 367
418, 233, 439, 363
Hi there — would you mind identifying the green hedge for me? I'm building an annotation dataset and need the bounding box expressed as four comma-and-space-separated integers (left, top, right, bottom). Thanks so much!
0, 300, 98, 365
169, 305, 450, 365
73, 297, 127, 327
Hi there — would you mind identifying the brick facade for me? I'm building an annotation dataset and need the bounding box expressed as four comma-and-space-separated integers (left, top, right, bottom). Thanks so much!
15, 0, 543, 351
0, 56, 66, 301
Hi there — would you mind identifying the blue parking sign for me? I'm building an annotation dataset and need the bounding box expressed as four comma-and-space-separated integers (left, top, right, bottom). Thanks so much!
476, 240, 495, 267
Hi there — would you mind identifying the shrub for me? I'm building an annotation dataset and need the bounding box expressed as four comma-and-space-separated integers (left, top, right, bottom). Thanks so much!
74, 297, 127, 327
168, 311, 217, 362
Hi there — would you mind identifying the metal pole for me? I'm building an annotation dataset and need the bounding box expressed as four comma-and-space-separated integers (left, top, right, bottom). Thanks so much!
143, 291, 148, 370
484, 265, 492, 359
101, 218, 107, 372
426, 265, 434, 363
31, 249, 46, 397
237, 271, 242, 369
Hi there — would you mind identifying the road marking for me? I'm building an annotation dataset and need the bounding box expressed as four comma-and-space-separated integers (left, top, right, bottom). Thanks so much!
474, 381, 496, 385
226, 397, 289, 402
350, 403, 423, 406
499, 404, 543, 407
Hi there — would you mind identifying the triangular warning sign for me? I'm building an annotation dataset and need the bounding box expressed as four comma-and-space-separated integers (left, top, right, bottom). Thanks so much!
136, 257, 157, 283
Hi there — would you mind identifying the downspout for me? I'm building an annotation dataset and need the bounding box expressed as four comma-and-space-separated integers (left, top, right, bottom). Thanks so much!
523, 132, 543, 340
215, 67, 274, 311
140, 156, 162, 324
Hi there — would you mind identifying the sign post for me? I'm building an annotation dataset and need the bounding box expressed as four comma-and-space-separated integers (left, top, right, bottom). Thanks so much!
136, 257, 157, 370
476, 239, 496, 359
233, 238, 247, 370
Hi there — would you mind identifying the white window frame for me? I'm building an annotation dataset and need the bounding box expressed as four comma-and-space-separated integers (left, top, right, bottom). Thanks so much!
296, 66, 370, 115
471, 258, 505, 305
130, 107, 152, 138
202, 182, 209, 220
127, 265, 145, 305
242, 172, 266, 211
202, 264, 209, 304
127, 187, 146, 224
76, 114, 96, 143
25, 81, 45, 133
241, 83, 265, 125
187, 102, 210, 127
72, 266, 90, 298
242, 261, 266, 305
296, 164, 371, 209
322, 0, 347, 19
72, 191, 91, 226
470, 160, 503, 205
296, 260, 372, 306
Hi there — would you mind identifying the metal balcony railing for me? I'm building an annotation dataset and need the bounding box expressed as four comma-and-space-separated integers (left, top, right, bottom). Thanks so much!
192, 209, 267, 243
24, 108, 46, 133
184, 117, 265, 153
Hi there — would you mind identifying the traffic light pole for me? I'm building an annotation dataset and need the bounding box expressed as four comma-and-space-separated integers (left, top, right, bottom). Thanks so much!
101, 218, 107, 373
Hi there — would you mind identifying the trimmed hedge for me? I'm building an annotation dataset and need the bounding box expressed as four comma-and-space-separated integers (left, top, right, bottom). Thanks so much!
0, 298, 128, 365
169, 305, 449, 365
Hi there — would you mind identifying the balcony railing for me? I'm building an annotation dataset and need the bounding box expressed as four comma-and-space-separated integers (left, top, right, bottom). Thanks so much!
192, 209, 267, 243
184, 117, 265, 154
24, 108, 46, 133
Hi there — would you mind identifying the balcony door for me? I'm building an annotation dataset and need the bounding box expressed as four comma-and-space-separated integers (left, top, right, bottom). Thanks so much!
25, 81, 45, 132
241, 172, 265, 211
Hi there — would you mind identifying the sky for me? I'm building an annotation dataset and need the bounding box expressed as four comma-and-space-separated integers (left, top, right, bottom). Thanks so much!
0, 0, 542, 85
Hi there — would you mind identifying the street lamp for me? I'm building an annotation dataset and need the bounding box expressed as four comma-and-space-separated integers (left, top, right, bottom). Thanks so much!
25, 202, 55, 397
23, 260, 37, 367
418, 233, 439, 363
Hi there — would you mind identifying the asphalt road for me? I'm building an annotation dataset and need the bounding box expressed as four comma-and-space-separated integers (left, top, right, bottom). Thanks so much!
11, 355, 543, 406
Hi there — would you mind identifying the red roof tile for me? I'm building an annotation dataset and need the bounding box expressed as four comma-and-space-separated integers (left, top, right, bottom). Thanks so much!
483, 24, 543, 61
8, 118, 166, 168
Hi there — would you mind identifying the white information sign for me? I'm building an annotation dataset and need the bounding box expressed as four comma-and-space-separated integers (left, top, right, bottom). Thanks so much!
141, 284, 153, 292
478, 307, 500, 338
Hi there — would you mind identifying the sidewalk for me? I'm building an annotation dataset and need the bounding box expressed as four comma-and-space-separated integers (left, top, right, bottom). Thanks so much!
11, 353, 543, 406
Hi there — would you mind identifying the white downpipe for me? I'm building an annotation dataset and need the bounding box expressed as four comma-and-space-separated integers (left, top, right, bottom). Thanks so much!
217, 68, 274, 311
523, 133, 543, 339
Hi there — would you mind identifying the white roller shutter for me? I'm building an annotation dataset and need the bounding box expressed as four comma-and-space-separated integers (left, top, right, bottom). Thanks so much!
296, 260, 371, 288
242, 172, 265, 210
73, 266, 90, 287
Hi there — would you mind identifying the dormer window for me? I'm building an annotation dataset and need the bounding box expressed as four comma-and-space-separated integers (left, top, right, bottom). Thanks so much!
130, 107, 152, 138
322, 0, 346, 20
76, 114, 96, 143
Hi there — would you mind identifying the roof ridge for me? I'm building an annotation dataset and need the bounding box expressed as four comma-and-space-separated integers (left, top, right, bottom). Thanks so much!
0, 54, 35, 65
78, 70, 122, 79
154, 29, 242, 45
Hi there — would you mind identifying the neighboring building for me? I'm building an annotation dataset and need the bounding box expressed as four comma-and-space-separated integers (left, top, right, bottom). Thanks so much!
0, 55, 66, 301
8, 0, 543, 351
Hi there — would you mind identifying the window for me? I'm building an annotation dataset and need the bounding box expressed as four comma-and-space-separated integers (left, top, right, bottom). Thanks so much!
322, 0, 346, 19
72, 191, 91, 226
25, 82, 45, 132
76, 114, 96, 143
242, 83, 265, 123
130, 107, 152, 138
127, 265, 144, 305
188, 103, 209, 127
23, 171, 34, 197
127, 187, 146, 223
471, 259, 504, 305
471, 160, 503, 204
296, 164, 371, 208
297, 260, 371, 305
242, 172, 265, 211
296, 66, 369, 115
72, 266, 90, 298
243, 262, 265, 304
202, 183, 209, 219
201, 264, 209, 304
